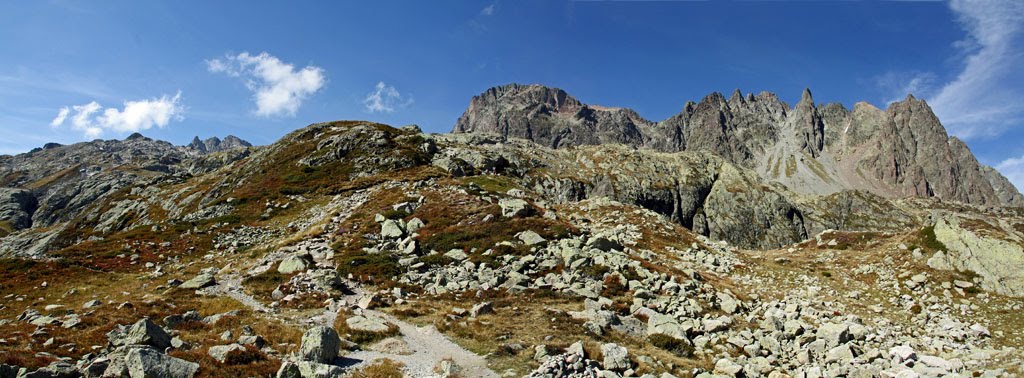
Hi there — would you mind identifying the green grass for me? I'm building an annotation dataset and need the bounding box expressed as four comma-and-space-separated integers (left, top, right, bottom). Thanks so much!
0, 220, 12, 237
463, 175, 521, 194
916, 225, 948, 252
337, 251, 401, 283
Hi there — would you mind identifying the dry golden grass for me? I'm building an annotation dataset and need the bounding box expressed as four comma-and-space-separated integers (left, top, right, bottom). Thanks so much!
386, 291, 709, 377
348, 358, 405, 378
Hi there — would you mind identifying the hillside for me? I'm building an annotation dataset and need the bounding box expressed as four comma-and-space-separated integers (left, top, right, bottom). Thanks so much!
0, 115, 1020, 378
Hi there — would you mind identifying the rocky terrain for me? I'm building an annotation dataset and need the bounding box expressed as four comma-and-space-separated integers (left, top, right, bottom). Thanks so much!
0, 86, 1021, 378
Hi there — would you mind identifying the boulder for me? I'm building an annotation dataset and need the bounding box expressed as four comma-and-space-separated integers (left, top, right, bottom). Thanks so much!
276, 361, 344, 378
498, 198, 530, 217
124, 347, 199, 378
369, 337, 413, 355
179, 268, 217, 290
516, 230, 547, 246
405, 218, 425, 233
207, 343, 247, 364
345, 315, 391, 333
278, 254, 313, 274
380, 219, 405, 239
601, 343, 630, 371
110, 319, 172, 350
299, 326, 341, 364
470, 302, 493, 317
816, 322, 850, 348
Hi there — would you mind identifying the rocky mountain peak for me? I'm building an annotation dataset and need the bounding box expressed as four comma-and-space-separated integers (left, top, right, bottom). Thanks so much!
186, 135, 252, 154
798, 87, 814, 106
126, 132, 147, 140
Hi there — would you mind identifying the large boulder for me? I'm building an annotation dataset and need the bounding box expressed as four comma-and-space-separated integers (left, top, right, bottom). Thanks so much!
179, 268, 217, 290
207, 343, 247, 364
278, 254, 313, 274
345, 315, 391, 333
109, 319, 172, 350
299, 326, 341, 364
601, 343, 630, 371
124, 347, 199, 378
930, 215, 1024, 297
498, 198, 531, 218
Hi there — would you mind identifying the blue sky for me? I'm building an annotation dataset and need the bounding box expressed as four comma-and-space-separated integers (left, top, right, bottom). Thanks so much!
2, 1, 1023, 189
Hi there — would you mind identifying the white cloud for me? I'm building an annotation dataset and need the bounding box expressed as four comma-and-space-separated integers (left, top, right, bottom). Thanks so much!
50, 107, 69, 127
481, 3, 496, 16
51, 92, 184, 139
926, 0, 1024, 139
207, 52, 325, 117
997, 155, 1024, 192
363, 82, 413, 113
876, 71, 937, 105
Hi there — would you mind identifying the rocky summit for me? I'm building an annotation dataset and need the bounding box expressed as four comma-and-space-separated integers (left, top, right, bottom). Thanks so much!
0, 87, 1022, 378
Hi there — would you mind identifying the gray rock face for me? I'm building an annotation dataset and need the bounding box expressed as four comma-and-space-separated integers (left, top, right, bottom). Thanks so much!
0, 188, 36, 233
930, 214, 1024, 296
435, 138, 807, 249
299, 326, 341, 364
453, 84, 1022, 207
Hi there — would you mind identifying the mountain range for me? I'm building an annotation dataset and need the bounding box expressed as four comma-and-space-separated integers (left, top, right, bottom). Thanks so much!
454, 84, 1023, 207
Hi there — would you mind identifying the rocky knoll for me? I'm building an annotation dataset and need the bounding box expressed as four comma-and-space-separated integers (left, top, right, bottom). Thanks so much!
454, 84, 1022, 207
0, 133, 251, 256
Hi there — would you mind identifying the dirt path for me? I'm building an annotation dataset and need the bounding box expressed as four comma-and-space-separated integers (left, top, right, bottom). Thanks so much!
342, 309, 500, 378
201, 274, 273, 314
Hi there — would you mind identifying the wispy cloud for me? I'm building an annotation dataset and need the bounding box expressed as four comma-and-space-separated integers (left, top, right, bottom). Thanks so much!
363, 82, 413, 113
875, 71, 937, 105
873, 1, 1024, 139
480, 3, 497, 16
928, 0, 1024, 139
997, 155, 1024, 192
50, 92, 184, 139
50, 107, 70, 127
207, 52, 325, 117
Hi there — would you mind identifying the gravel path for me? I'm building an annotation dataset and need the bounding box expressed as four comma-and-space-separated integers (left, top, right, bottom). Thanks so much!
342, 309, 500, 378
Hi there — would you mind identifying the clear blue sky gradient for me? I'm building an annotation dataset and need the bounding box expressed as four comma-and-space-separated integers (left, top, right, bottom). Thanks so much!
1, 1, 1023, 187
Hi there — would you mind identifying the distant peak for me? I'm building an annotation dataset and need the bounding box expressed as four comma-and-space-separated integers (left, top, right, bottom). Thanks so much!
729, 89, 745, 104
126, 132, 146, 140
799, 88, 814, 105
